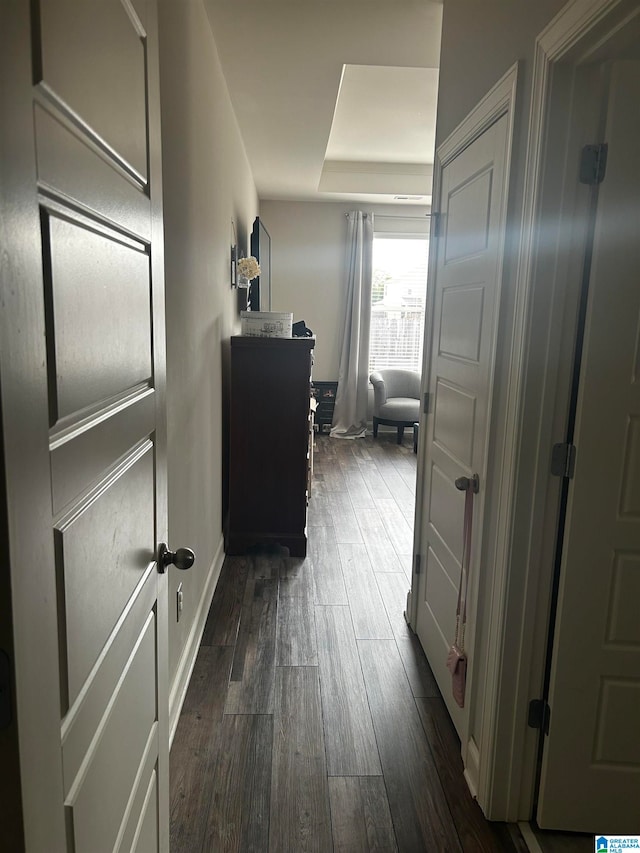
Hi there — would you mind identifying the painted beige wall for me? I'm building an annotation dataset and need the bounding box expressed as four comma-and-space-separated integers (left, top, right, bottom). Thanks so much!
261, 200, 430, 381
260, 200, 347, 380
437, 0, 568, 146
158, 0, 258, 687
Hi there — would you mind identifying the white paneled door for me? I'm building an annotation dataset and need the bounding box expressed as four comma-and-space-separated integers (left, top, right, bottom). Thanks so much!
1, 1, 170, 850
415, 113, 509, 743
537, 60, 640, 833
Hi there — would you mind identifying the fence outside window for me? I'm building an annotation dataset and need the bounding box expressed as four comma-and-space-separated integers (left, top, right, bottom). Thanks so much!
369, 235, 429, 373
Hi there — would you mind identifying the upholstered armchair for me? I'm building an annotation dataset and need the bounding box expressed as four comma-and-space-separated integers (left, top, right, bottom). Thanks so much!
369, 369, 421, 444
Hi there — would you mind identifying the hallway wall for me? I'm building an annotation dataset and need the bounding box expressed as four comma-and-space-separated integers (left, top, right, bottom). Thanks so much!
437, 0, 568, 146
158, 0, 258, 711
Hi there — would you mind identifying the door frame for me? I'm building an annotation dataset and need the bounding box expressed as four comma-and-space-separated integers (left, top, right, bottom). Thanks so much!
408, 62, 519, 800
471, 0, 640, 823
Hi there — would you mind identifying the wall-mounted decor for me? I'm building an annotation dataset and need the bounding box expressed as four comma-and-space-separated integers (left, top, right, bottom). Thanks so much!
231, 243, 237, 288
237, 255, 260, 287
250, 217, 271, 311
230, 219, 237, 288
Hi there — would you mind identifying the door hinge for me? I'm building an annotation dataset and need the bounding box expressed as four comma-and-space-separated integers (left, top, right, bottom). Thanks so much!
414, 553, 421, 575
528, 698, 551, 735
423, 392, 430, 414
432, 211, 442, 238
579, 143, 608, 185
550, 442, 576, 478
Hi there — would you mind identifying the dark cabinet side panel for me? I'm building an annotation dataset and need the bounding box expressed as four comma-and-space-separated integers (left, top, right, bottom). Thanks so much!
227, 337, 314, 557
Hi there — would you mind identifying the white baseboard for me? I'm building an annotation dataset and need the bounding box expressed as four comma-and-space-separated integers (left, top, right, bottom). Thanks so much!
518, 821, 544, 853
168, 537, 225, 745
464, 736, 481, 800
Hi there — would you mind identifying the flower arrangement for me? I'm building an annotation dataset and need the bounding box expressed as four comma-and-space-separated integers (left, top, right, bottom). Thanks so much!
237, 255, 261, 281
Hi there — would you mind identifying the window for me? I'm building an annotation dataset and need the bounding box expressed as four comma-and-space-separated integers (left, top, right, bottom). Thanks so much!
369, 234, 428, 373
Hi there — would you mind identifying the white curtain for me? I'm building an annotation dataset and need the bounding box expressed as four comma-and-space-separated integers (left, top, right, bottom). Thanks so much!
330, 211, 373, 439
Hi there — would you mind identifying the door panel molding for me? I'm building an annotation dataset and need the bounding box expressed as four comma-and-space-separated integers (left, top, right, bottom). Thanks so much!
62, 566, 157, 785
36, 0, 149, 182
35, 99, 151, 239
436, 64, 518, 168
35, 81, 149, 190
66, 616, 156, 849
51, 391, 155, 513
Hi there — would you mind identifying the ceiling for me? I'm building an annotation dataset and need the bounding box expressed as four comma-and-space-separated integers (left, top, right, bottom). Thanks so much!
204, 0, 443, 206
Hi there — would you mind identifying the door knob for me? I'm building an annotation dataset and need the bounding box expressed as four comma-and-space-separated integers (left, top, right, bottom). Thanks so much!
157, 543, 195, 573
454, 474, 479, 493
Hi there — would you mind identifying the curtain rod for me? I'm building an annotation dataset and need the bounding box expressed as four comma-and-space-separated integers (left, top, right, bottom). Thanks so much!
345, 212, 430, 220
375, 213, 431, 220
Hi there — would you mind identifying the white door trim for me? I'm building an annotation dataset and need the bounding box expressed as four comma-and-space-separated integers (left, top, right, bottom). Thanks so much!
409, 63, 518, 799
483, 0, 640, 822
437, 65, 519, 167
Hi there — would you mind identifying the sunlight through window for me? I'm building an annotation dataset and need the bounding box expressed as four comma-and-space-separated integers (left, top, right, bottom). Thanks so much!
370, 235, 428, 373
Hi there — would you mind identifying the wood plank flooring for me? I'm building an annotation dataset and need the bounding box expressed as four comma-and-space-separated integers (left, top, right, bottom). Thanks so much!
530, 824, 593, 853
170, 434, 521, 852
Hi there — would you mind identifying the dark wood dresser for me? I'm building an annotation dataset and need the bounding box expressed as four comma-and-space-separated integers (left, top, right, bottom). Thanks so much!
226, 335, 315, 557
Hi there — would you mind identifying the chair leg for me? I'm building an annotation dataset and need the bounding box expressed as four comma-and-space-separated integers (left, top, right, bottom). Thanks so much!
397, 425, 404, 444
373, 417, 379, 438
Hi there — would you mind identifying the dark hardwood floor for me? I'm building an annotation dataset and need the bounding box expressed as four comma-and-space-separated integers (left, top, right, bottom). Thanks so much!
530, 825, 593, 853
170, 433, 522, 852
